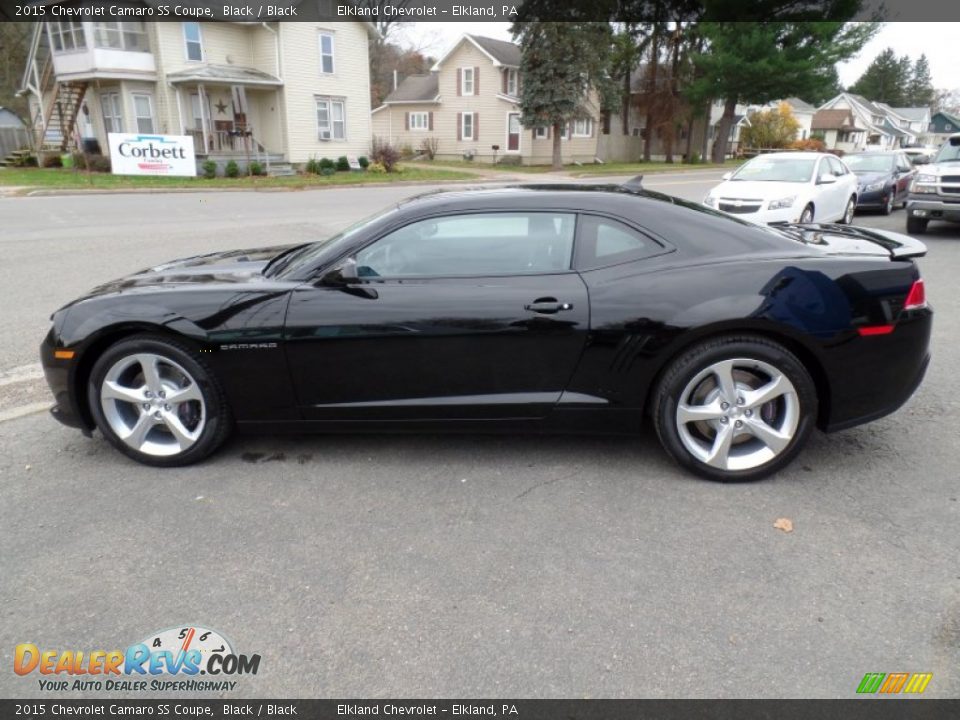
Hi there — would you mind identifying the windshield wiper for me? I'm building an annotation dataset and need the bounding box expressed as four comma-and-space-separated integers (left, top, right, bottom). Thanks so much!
262, 243, 312, 278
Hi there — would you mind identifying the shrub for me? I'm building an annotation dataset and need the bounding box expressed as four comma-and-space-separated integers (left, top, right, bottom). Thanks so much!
688, 152, 701, 164
304, 158, 319, 174
318, 157, 335, 171
70, 152, 87, 169
826, 148, 846, 158
42, 154, 62, 168
87, 155, 111, 173
320, 167, 335, 176
336, 155, 350, 171
225, 160, 240, 178
740, 102, 801, 150
371, 137, 400, 172
202, 160, 218, 178
358, 156, 369, 169
249, 161, 264, 176
498, 155, 521, 166
790, 138, 826, 152
419, 137, 439, 160
367, 161, 387, 174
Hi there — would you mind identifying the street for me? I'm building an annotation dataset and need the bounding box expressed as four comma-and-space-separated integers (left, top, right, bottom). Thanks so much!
1, 169, 958, 698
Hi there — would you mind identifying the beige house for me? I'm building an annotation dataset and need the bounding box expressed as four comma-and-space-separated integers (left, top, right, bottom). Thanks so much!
20, 16, 375, 172
371, 34, 601, 165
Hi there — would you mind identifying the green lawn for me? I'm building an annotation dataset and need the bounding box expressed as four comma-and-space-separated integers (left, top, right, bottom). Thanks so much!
0, 166, 474, 191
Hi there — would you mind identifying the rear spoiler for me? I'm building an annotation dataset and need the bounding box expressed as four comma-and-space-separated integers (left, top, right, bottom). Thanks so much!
780, 223, 927, 259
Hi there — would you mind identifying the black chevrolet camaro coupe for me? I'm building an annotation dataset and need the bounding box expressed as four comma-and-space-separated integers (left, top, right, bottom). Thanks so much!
41, 184, 932, 481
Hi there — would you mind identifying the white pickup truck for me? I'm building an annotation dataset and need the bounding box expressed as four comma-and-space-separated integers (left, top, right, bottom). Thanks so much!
905, 133, 960, 234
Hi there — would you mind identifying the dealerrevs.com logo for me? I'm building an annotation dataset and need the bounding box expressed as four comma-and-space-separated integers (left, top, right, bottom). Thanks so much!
14, 626, 261, 692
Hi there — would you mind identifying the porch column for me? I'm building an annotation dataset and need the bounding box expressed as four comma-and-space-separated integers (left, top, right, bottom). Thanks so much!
198, 83, 209, 153
174, 85, 185, 136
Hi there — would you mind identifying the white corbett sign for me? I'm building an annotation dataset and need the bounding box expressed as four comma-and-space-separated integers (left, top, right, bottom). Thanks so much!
107, 133, 196, 176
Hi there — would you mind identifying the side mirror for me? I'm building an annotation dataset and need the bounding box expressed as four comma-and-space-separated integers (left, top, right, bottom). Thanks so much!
911, 156, 929, 166
818, 174, 837, 184
721, 172, 733, 181
320, 257, 359, 286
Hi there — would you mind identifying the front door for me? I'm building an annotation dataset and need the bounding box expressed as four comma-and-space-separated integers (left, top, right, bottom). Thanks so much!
507, 112, 521, 152
284, 211, 589, 421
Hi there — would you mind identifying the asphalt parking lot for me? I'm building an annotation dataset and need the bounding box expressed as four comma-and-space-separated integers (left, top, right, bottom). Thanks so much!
1, 170, 958, 699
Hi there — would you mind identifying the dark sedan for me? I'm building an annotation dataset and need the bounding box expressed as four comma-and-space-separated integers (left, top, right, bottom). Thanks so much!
845, 151, 917, 214
40, 185, 932, 482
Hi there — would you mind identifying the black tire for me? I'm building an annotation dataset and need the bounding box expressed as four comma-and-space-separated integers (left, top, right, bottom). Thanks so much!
799, 205, 814, 224
87, 334, 232, 467
906, 215, 928, 235
652, 335, 818, 483
881, 194, 894, 216
839, 196, 856, 224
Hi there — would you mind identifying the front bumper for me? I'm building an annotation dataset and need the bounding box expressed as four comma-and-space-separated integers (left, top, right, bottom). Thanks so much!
907, 197, 960, 224
856, 187, 891, 208
40, 328, 93, 434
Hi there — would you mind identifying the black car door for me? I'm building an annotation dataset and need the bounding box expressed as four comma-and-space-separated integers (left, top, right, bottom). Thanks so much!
283, 211, 590, 421
895, 153, 915, 201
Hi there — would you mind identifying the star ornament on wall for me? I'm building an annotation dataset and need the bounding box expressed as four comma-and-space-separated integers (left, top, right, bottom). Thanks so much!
215, 100, 228, 115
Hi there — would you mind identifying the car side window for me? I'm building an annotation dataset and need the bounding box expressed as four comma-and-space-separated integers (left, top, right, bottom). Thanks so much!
816, 159, 832, 182
896, 155, 912, 172
354, 212, 576, 278
575, 215, 664, 271
827, 157, 846, 176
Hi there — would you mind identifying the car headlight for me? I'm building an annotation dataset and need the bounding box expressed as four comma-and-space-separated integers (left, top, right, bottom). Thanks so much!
912, 174, 937, 193
704, 196, 716, 207
767, 195, 796, 210
863, 181, 884, 192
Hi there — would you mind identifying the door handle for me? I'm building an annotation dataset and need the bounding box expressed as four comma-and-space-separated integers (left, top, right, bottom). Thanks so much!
525, 298, 573, 314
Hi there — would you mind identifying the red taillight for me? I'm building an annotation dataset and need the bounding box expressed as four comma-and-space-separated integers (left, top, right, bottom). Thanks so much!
904, 279, 926, 310
858, 325, 895, 336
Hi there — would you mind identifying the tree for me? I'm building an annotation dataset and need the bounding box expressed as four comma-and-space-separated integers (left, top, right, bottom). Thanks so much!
907, 54, 935, 107
740, 102, 800, 149
849, 47, 911, 105
0, 23, 33, 117
511, 21, 614, 169
688, 7, 876, 163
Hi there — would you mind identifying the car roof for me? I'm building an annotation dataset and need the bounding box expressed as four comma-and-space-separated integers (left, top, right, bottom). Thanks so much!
747, 152, 828, 159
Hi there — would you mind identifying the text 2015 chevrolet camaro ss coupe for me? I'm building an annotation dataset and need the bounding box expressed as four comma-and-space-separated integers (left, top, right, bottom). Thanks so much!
41, 185, 932, 481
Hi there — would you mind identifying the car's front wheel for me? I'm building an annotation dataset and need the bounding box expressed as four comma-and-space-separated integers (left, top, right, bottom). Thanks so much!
88, 335, 232, 466
839, 196, 856, 224
652, 336, 818, 482
907, 215, 928, 235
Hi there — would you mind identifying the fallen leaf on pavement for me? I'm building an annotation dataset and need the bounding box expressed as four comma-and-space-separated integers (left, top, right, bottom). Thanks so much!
774, 517, 794, 533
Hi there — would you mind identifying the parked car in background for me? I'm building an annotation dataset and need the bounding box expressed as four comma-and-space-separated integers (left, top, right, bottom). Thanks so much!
844, 151, 916, 215
704, 152, 858, 225
902, 146, 937, 165
906, 134, 960, 235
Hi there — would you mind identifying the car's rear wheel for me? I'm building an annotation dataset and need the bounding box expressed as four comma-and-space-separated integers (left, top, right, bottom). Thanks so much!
799, 205, 814, 224
907, 215, 928, 235
88, 335, 232, 466
839, 196, 856, 224
652, 336, 818, 482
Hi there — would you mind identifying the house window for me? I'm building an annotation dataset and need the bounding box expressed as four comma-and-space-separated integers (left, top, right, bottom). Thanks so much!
572, 118, 593, 137
409, 112, 429, 131
182, 22, 203, 61
535, 127, 548, 139
319, 32, 335, 74
48, 22, 86, 52
461, 112, 474, 140
462, 67, 475, 96
317, 97, 346, 140
506, 69, 518, 96
94, 22, 148, 52
132, 94, 155, 133
100, 93, 123, 134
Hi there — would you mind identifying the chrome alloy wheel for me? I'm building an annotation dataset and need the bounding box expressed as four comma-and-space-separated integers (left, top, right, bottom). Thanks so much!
99, 353, 205, 456
675, 358, 800, 471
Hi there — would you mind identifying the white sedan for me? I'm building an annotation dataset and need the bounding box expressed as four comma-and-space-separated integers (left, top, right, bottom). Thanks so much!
704, 152, 859, 225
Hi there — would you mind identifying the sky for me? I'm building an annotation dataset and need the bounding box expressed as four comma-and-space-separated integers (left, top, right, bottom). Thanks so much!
394, 22, 959, 92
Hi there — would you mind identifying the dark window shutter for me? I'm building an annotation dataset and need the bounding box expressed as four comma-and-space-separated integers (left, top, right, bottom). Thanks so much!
474, 113, 478, 139
502, 70, 508, 94
531, 128, 536, 142
474, 67, 479, 94
404, 112, 409, 130
428, 111, 433, 131
457, 69, 462, 97
457, 112, 462, 140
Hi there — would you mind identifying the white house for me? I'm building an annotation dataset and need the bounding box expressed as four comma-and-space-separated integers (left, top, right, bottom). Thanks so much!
20, 13, 376, 171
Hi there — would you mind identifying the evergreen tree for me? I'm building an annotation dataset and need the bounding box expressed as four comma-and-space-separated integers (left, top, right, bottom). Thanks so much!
849, 47, 910, 105
907, 54, 935, 107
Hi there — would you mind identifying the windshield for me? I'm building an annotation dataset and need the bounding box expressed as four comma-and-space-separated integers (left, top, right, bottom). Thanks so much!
933, 137, 960, 163
843, 154, 895, 173
266, 205, 400, 277
731, 157, 817, 183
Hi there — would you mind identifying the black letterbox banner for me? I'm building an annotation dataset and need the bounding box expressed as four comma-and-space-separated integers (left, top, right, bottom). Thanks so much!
2, 700, 960, 719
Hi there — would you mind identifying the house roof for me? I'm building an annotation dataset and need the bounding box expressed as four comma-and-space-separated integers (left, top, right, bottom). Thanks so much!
846, 93, 887, 117
431, 34, 520, 71
881, 119, 910, 138
933, 110, 960, 126
382, 74, 440, 104
812, 109, 859, 131
780, 97, 815, 112
890, 107, 931, 122
166, 64, 282, 86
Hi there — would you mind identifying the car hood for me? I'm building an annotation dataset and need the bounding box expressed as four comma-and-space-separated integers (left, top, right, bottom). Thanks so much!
853, 171, 891, 184
709, 180, 809, 200
65, 244, 300, 307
